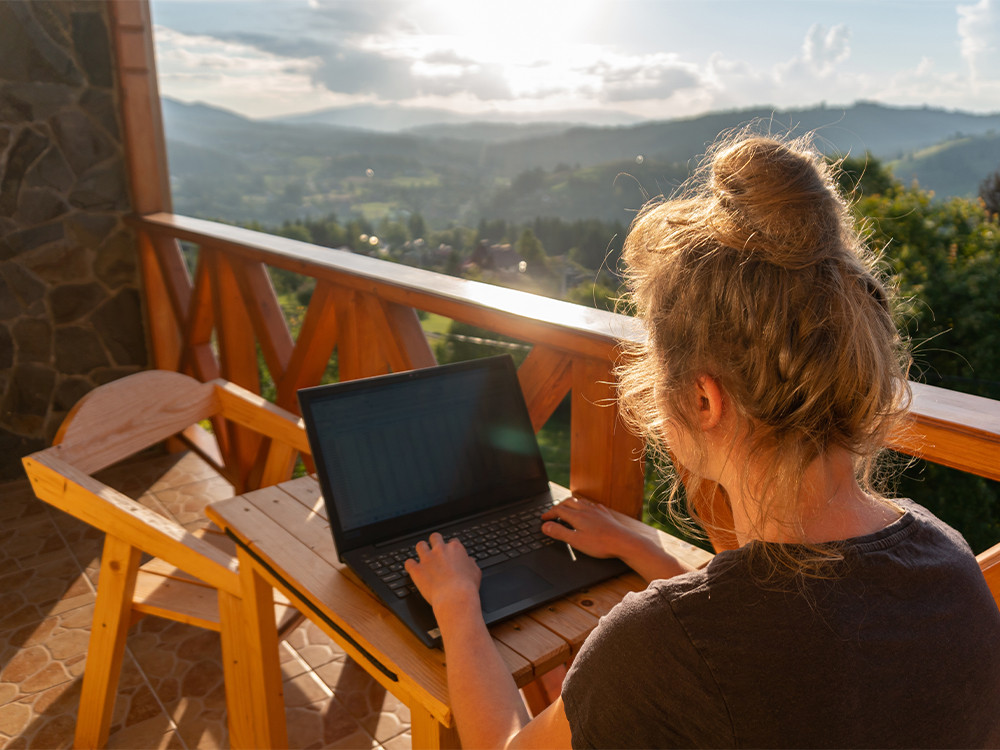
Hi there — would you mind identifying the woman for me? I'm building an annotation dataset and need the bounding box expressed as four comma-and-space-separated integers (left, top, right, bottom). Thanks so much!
405, 134, 1000, 748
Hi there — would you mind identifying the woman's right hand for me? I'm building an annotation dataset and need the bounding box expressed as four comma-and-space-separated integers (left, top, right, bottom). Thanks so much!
540, 495, 642, 560
541, 495, 696, 582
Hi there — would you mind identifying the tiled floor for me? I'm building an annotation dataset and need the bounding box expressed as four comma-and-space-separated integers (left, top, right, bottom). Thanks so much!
0, 450, 413, 750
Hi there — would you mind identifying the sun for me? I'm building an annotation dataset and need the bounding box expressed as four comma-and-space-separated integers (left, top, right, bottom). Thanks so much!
410, 0, 603, 60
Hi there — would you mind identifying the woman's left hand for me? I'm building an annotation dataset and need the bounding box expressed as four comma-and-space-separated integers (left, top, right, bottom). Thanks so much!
404, 532, 482, 613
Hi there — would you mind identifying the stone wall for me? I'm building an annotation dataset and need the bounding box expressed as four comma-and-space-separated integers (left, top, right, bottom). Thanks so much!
0, 0, 148, 480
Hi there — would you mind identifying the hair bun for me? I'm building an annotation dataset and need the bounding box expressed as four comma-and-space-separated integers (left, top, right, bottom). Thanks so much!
709, 137, 847, 269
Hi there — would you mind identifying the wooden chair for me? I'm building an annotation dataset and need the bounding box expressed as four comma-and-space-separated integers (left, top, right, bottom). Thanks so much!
21, 370, 312, 749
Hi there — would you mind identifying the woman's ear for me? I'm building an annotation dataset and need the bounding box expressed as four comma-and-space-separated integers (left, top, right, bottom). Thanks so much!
694, 375, 724, 431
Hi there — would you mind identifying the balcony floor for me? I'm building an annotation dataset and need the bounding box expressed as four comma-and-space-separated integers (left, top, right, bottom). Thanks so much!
0, 451, 412, 750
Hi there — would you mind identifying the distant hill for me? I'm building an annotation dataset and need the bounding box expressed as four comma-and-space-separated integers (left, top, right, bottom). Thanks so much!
270, 103, 643, 132
474, 102, 1000, 177
160, 98, 1000, 227
890, 132, 1000, 198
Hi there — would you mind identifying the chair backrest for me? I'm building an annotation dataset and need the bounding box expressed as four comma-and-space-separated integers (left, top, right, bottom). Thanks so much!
52, 370, 219, 475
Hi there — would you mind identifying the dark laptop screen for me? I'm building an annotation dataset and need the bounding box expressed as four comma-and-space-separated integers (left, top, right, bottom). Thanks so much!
299, 356, 549, 554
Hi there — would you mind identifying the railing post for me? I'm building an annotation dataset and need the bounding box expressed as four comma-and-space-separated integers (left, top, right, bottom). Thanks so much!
208, 248, 262, 490
570, 356, 645, 517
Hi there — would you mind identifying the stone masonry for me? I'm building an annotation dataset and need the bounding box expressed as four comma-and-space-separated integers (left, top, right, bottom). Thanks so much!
0, 1, 147, 480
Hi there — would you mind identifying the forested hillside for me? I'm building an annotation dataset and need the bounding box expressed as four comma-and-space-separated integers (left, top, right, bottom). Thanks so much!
163, 98, 1000, 227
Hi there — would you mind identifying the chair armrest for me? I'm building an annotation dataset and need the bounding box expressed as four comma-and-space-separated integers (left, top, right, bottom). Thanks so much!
211, 380, 311, 455
22, 448, 241, 596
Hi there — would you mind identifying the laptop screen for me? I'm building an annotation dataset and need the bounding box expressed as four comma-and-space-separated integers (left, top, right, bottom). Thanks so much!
299, 356, 550, 556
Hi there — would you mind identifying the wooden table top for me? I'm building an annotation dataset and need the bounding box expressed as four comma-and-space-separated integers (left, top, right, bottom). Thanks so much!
206, 475, 712, 728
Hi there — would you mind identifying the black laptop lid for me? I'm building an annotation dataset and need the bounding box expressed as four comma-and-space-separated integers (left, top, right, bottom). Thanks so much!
298, 355, 549, 559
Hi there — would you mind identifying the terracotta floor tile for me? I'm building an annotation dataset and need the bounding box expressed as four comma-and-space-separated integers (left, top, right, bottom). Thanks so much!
0, 564, 93, 649
151, 477, 236, 528
172, 711, 227, 750
106, 715, 185, 750
0, 603, 94, 718
286, 619, 348, 670
279, 640, 312, 682
324, 727, 382, 750
284, 671, 334, 709
312, 659, 411, 743
0, 517, 73, 574
381, 729, 413, 750
0, 481, 49, 525
45, 508, 104, 573
147, 452, 227, 493
94, 451, 192, 499
284, 695, 369, 750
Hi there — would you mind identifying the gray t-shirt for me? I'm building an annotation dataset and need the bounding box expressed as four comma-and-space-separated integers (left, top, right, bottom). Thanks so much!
562, 500, 1000, 748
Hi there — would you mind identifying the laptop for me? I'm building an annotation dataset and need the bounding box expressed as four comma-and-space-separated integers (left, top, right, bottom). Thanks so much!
297, 354, 629, 647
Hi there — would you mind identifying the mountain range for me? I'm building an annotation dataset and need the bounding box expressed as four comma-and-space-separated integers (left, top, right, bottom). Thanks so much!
161, 98, 1000, 228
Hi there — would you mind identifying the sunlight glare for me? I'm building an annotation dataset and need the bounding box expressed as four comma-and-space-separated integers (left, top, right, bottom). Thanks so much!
409, 0, 605, 98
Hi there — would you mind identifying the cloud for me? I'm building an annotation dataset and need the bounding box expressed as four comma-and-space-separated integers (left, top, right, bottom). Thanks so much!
211, 22, 518, 102
958, 0, 1000, 82
153, 26, 340, 117
152, 2, 1000, 122
155, 26, 317, 78
410, 53, 514, 100
586, 55, 701, 102
802, 24, 851, 75
303, 0, 419, 36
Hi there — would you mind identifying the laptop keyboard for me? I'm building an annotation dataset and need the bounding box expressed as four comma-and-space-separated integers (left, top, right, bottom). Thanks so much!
360, 502, 559, 599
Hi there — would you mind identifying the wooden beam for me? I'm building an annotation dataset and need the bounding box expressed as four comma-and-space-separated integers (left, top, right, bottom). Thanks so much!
178, 256, 220, 381
108, 1, 171, 215
517, 346, 573, 433
569, 357, 645, 517
208, 249, 263, 489
366, 297, 437, 373
889, 382, 1000, 482
232, 259, 294, 384
137, 232, 182, 370
135, 214, 642, 362
275, 280, 339, 412
334, 289, 390, 381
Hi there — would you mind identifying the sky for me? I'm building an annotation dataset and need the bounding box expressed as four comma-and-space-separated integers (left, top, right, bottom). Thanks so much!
150, 0, 1000, 123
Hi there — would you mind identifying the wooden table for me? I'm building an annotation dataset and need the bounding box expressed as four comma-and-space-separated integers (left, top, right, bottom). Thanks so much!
206, 476, 712, 749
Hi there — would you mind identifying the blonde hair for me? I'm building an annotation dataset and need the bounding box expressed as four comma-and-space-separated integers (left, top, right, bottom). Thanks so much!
617, 132, 911, 571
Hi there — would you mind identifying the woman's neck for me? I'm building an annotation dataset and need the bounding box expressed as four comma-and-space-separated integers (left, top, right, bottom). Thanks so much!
724, 448, 901, 546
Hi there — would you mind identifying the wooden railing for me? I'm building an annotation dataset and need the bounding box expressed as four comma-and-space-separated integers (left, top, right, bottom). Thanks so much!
132, 212, 1000, 554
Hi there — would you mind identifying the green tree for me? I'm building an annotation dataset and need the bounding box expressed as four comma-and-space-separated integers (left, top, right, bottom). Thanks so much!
515, 228, 546, 270
565, 280, 620, 312
433, 320, 528, 367
835, 154, 896, 198
408, 212, 427, 240
854, 177, 1000, 552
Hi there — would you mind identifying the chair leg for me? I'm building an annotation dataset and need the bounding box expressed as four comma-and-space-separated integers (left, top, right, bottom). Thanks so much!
218, 590, 260, 749
75, 535, 142, 749
219, 548, 288, 749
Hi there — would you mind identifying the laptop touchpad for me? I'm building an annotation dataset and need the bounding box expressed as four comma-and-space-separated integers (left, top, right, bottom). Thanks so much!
480, 566, 551, 613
